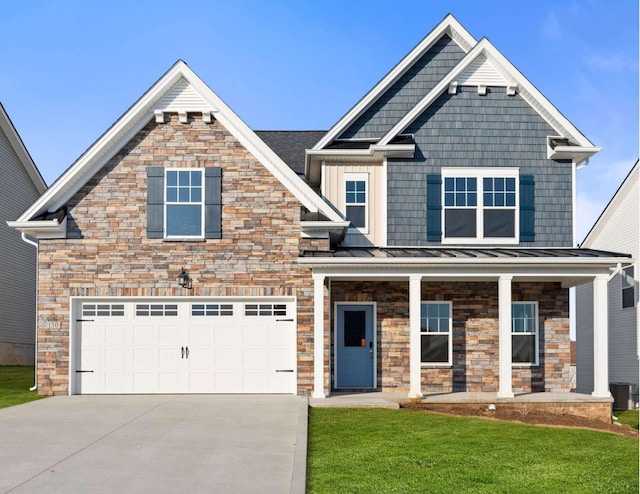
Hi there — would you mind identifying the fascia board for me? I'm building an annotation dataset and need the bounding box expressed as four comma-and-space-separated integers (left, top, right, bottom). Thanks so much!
379, 38, 599, 150
7, 217, 67, 238
0, 103, 47, 193
312, 14, 477, 151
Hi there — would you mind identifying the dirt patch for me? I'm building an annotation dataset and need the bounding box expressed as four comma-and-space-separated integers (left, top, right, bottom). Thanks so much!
401, 403, 639, 439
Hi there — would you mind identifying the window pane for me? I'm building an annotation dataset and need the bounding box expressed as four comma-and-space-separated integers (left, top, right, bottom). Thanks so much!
467, 192, 477, 207
512, 304, 524, 318
346, 205, 365, 228
346, 181, 356, 193
512, 334, 535, 363
421, 334, 448, 363
455, 192, 466, 206
484, 192, 493, 207
438, 304, 449, 317
191, 171, 202, 186
427, 304, 438, 317
506, 192, 516, 207
178, 187, 190, 202
427, 318, 439, 332
166, 187, 177, 202
178, 170, 190, 186
622, 287, 634, 308
495, 178, 504, 192
495, 193, 505, 207
355, 192, 366, 203
456, 177, 466, 190
445, 209, 476, 237
483, 209, 515, 238
444, 178, 454, 192
191, 187, 202, 202
166, 171, 177, 186
445, 192, 454, 207
467, 178, 477, 191
356, 181, 366, 192
483, 177, 493, 191
346, 192, 356, 204
344, 310, 366, 347
167, 205, 202, 236
506, 177, 516, 191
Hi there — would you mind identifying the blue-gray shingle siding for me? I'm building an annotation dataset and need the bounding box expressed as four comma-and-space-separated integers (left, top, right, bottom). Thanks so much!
339, 34, 466, 140
387, 87, 573, 247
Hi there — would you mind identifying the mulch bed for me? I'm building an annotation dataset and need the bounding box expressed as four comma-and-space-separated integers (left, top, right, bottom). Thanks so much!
401, 403, 639, 439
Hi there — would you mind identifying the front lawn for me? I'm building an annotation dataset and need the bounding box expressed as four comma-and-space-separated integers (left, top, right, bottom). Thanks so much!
615, 409, 639, 429
0, 366, 44, 409
307, 408, 638, 493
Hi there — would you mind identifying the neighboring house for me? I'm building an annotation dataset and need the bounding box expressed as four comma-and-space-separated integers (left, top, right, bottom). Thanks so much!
9, 15, 630, 402
576, 161, 639, 409
0, 103, 47, 364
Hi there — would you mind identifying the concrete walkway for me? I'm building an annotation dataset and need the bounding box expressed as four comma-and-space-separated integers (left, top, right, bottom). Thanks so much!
0, 395, 307, 494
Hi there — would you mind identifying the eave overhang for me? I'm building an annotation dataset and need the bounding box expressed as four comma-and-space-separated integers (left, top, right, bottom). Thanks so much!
7, 217, 67, 239
301, 220, 350, 239
547, 145, 601, 165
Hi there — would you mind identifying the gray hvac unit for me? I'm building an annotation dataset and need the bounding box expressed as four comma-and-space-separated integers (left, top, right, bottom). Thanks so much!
610, 383, 634, 410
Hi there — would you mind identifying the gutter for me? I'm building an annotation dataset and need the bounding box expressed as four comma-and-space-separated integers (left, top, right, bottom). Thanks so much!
20, 233, 38, 392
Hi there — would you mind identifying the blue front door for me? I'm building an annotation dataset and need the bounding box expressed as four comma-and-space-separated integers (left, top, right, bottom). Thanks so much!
336, 304, 374, 388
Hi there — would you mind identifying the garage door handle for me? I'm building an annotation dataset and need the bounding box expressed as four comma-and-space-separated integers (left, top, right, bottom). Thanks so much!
75, 370, 94, 373
276, 319, 294, 322
185, 346, 189, 359
181, 347, 185, 359
276, 369, 294, 373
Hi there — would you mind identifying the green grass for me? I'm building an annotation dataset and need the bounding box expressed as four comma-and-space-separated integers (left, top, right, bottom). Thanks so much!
307, 408, 639, 494
0, 366, 45, 409
615, 409, 639, 429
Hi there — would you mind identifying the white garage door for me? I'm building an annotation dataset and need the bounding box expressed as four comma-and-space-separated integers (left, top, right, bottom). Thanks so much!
72, 298, 296, 394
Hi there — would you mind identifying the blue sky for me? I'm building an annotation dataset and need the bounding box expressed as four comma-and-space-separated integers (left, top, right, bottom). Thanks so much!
1, 0, 637, 241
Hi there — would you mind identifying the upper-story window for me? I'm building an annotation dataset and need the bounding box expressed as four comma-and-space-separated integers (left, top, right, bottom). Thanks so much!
165, 169, 204, 238
442, 168, 519, 244
622, 265, 635, 309
345, 173, 368, 231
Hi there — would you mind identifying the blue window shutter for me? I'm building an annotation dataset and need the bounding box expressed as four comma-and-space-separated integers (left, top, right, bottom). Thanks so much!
147, 167, 164, 238
426, 174, 442, 242
205, 167, 222, 239
519, 175, 535, 242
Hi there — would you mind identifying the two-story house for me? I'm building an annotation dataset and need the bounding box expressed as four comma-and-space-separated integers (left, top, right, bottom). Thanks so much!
9, 16, 630, 412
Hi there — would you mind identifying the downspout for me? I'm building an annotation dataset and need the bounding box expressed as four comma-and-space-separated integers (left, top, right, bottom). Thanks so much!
20, 233, 38, 392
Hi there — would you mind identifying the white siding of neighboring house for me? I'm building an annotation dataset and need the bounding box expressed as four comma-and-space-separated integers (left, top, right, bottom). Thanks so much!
576, 163, 639, 406
0, 122, 42, 364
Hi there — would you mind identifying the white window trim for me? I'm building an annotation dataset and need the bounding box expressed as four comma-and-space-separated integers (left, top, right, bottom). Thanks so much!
344, 172, 369, 235
511, 301, 539, 367
442, 167, 519, 245
420, 301, 453, 367
164, 168, 205, 240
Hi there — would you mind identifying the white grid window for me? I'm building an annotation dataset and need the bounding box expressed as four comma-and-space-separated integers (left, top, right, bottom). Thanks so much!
244, 304, 287, 317
165, 169, 204, 238
136, 304, 178, 317
420, 302, 452, 365
512, 302, 538, 365
82, 304, 125, 317
191, 304, 234, 316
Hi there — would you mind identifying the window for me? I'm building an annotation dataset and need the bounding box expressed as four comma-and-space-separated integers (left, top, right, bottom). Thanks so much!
244, 304, 287, 316
191, 304, 234, 316
344, 173, 368, 230
82, 304, 125, 317
512, 302, 538, 364
136, 304, 178, 316
442, 168, 519, 243
622, 266, 635, 309
165, 169, 204, 238
420, 302, 452, 364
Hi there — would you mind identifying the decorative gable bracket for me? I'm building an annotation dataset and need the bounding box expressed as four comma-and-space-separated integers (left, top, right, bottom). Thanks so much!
154, 110, 217, 124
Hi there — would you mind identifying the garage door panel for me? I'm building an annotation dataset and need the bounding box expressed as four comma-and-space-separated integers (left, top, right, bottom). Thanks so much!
75, 299, 296, 394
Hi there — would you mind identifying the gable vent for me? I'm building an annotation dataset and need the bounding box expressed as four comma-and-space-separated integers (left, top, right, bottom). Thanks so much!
457, 55, 508, 87
156, 77, 216, 113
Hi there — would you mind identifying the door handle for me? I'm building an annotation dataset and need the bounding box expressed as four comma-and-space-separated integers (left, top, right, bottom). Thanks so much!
181, 346, 185, 359
185, 346, 189, 359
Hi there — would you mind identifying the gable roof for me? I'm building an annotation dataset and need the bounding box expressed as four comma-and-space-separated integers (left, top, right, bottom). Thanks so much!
378, 37, 598, 156
256, 131, 326, 175
14, 61, 343, 224
0, 102, 46, 193
580, 160, 639, 247
312, 14, 477, 150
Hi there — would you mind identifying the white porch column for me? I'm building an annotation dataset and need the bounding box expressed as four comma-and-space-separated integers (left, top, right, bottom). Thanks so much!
409, 275, 422, 398
497, 275, 514, 398
312, 273, 326, 398
592, 274, 610, 398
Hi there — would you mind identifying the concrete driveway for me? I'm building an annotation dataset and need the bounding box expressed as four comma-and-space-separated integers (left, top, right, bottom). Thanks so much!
0, 395, 308, 494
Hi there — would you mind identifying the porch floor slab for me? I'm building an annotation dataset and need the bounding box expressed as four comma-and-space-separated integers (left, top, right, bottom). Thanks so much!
309, 391, 612, 408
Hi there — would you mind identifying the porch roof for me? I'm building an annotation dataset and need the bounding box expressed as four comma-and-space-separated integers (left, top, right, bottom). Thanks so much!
298, 247, 632, 287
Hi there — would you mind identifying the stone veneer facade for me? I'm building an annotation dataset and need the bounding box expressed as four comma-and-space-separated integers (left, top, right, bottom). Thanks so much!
330, 281, 570, 394
36, 114, 317, 395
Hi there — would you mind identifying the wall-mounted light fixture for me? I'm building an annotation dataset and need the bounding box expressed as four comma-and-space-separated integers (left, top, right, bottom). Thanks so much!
177, 268, 192, 289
